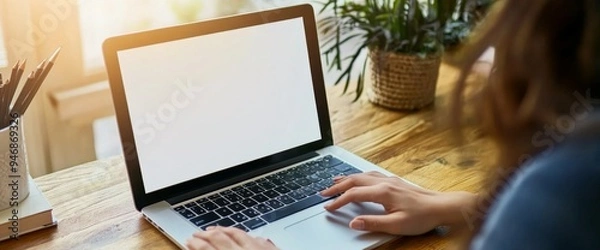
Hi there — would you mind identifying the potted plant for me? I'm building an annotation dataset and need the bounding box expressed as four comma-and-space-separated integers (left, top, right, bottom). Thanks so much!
444, 0, 496, 50
319, 0, 474, 110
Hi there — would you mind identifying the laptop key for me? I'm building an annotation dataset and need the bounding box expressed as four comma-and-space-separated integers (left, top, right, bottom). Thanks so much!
259, 181, 276, 190
248, 185, 265, 194
228, 203, 245, 212
270, 177, 285, 185
275, 195, 295, 205
285, 183, 301, 190
333, 163, 353, 172
243, 218, 267, 230
323, 156, 343, 167
184, 201, 198, 208
266, 175, 279, 181
263, 190, 279, 199
308, 183, 326, 192
243, 181, 257, 188
202, 218, 236, 230
325, 168, 343, 176
237, 189, 254, 198
265, 200, 285, 209
281, 173, 296, 182
208, 194, 221, 200
251, 194, 269, 203
232, 224, 249, 232
274, 186, 291, 194
213, 197, 231, 207
241, 198, 258, 208
179, 209, 196, 219
174, 206, 185, 211
256, 178, 269, 184
242, 208, 260, 218
224, 193, 242, 202
232, 186, 244, 192
230, 213, 249, 223
215, 207, 234, 217
200, 201, 219, 211
254, 204, 273, 214
344, 168, 363, 175
316, 172, 333, 179
220, 190, 233, 196
306, 174, 322, 183
288, 190, 307, 200
318, 179, 334, 188
190, 206, 206, 215
261, 195, 332, 223
295, 178, 311, 186
300, 187, 317, 196
190, 212, 220, 227
195, 197, 209, 204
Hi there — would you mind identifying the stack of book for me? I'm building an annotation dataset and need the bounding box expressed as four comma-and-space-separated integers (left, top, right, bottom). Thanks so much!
0, 175, 56, 241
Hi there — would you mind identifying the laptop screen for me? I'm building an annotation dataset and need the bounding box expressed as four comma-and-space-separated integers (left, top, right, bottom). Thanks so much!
116, 17, 322, 193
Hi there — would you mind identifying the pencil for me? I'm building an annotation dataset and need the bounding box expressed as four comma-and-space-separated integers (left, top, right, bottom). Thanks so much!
0, 81, 6, 126
1, 61, 20, 125
11, 60, 45, 116
13, 47, 61, 116
1, 79, 12, 127
6, 60, 27, 108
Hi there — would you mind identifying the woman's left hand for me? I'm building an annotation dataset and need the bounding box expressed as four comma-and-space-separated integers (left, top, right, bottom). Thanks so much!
186, 226, 279, 250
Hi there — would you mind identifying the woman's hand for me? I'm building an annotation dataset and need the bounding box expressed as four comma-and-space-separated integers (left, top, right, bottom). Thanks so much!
187, 226, 279, 250
320, 171, 477, 235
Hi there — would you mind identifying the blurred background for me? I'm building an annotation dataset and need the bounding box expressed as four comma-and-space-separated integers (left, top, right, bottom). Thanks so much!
0, 0, 353, 177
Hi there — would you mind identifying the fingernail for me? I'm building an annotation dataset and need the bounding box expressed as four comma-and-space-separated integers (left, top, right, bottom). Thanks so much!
333, 176, 345, 182
350, 219, 365, 230
206, 226, 216, 231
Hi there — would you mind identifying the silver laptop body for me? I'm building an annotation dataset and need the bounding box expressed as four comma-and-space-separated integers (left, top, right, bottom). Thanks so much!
103, 4, 398, 249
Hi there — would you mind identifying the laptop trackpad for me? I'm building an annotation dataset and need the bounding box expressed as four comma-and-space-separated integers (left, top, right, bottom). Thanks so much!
283, 202, 393, 249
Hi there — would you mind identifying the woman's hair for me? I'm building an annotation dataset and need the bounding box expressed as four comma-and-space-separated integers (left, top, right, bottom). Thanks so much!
451, 0, 600, 245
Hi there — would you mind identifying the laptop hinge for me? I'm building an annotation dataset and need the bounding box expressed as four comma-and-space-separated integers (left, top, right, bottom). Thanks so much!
166, 151, 320, 205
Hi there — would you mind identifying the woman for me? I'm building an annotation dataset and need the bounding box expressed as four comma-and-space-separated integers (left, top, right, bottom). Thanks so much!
187, 0, 600, 249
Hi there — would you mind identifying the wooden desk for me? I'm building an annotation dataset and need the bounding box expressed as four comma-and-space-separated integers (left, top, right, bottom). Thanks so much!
2, 64, 489, 250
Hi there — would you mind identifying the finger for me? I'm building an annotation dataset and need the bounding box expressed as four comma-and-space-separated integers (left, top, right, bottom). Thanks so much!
216, 226, 259, 247
325, 185, 386, 210
186, 237, 217, 250
349, 213, 404, 234
332, 175, 347, 183
193, 228, 238, 249
364, 171, 386, 177
321, 173, 385, 196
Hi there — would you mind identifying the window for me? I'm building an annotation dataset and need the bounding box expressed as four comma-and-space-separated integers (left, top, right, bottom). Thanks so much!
0, 19, 8, 68
78, 0, 307, 73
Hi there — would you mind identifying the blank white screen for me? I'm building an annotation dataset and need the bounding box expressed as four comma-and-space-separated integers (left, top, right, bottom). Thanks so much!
117, 18, 321, 193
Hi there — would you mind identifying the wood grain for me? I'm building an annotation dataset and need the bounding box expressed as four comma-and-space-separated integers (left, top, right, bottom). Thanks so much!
0, 64, 491, 250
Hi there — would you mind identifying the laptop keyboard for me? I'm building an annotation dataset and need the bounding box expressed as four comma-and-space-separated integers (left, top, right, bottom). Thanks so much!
173, 155, 363, 231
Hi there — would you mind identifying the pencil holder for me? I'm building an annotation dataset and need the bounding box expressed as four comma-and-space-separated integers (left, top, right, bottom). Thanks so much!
0, 117, 30, 210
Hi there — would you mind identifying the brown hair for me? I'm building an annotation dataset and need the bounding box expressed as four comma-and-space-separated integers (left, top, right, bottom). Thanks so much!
451, 0, 600, 245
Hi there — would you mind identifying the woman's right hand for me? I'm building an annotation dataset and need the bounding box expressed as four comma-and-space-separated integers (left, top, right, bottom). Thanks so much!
320, 171, 477, 235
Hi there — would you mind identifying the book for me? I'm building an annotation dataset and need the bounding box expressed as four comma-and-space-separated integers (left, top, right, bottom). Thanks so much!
0, 175, 57, 241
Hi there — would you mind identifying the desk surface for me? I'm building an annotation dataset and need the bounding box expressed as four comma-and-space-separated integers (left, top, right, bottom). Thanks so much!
2, 64, 489, 250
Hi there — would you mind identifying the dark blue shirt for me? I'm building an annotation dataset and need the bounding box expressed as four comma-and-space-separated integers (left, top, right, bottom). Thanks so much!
471, 116, 600, 249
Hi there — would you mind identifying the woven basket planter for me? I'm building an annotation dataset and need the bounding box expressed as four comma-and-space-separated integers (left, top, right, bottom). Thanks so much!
367, 49, 441, 110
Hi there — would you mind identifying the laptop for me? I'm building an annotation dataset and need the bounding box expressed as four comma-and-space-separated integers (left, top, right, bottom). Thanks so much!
103, 4, 399, 249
